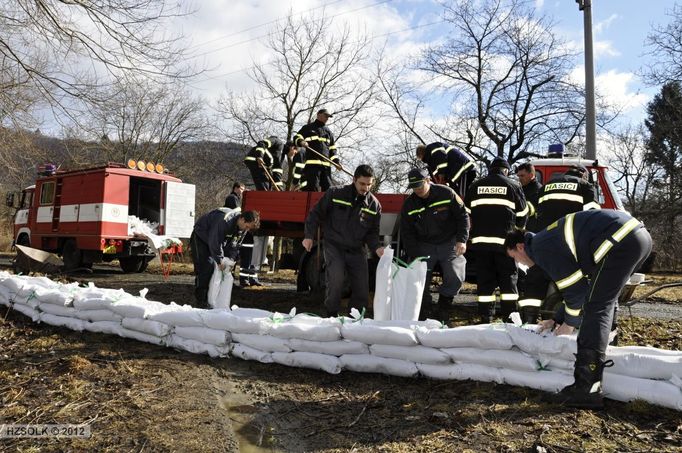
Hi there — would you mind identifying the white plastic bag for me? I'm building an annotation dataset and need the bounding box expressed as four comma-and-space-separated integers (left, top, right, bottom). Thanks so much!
208, 258, 234, 309
372, 251, 428, 321
372, 246, 394, 320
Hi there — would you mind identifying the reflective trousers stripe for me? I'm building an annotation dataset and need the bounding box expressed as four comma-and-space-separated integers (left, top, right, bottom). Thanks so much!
518, 298, 542, 308
478, 295, 496, 303
451, 161, 474, 182
500, 293, 519, 301
471, 236, 505, 245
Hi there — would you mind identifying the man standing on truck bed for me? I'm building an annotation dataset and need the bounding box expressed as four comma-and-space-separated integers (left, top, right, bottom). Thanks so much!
190, 209, 260, 308
295, 108, 339, 191
302, 164, 384, 317
416, 142, 477, 199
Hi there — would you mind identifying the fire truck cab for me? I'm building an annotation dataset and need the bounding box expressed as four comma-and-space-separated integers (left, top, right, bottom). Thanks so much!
7, 163, 196, 272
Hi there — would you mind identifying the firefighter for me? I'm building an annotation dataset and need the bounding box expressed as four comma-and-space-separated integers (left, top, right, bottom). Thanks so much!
224, 182, 245, 209
520, 165, 600, 322
243, 136, 282, 190
416, 142, 476, 198
294, 108, 339, 191
536, 164, 600, 230
515, 163, 544, 323
505, 210, 652, 409
465, 157, 528, 323
400, 168, 469, 320
271, 141, 298, 191
190, 209, 260, 308
303, 164, 384, 317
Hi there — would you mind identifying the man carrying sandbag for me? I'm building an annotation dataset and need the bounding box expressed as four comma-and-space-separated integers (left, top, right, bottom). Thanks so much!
190, 209, 260, 308
302, 164, 384, 317
505, 209, 652, 409
400, 168, 469, 320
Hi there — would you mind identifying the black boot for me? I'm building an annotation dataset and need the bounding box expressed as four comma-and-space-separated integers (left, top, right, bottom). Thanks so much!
500, 300, 517, 322
249, 276, 263, 287
477, 302, 494, 324
520, 307, 540, 325
552, 349, 614, 410
239, 276, 251, 287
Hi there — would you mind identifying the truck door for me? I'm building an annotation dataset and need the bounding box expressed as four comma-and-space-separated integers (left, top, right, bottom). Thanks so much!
163, 181, 195, 238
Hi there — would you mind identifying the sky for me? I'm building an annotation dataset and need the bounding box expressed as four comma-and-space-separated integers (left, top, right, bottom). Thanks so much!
171, 0, 676, 131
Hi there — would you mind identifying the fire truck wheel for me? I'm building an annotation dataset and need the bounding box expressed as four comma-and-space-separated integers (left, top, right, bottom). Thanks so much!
119, 256, 146, 273
62, 239, 83, 270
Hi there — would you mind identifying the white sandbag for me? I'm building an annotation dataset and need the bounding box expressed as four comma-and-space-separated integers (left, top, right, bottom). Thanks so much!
266, 314, 342, 342
417, 324, 514, 350
122, 318, 172, 337
72, 286, 129, 310
1, 275, 28, 294
12, 303, 40, 321
75, 309, 123, 323
202, 307, 272, 334
166, 334, 230, 358
207, 259, 234, 309
606, 349, 682, 380
148, 302, 208, 327
109, 297, 169, 319
231, 333, 291, 353
34, 286, 75, 306
370, 344, 452, 365
505, 324, 576, 360
38, 303, 78, 317
443, 347, 541, 372
118, 327, 165, 346
39, 313, 86, 331
174, 326, 230, 346
604, 372, 682, 411
389, 257, 427, 321
232, 343, 273, 363
366, 319, 443, 329
417, 363, 504, 384
501, 368, 573, 393
272, 351, 342, 374
341, 322, 419, 346
83, 321, 125, 335
0, 285, 10, 305
340, 354, 419, 378
608, 345, 682, 357
372, 246, 394, 321
72, 297, 114, 311
289, 338, 370, 356
537, 355, 574, 372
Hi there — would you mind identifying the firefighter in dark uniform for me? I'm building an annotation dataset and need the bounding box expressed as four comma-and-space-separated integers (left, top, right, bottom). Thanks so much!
417, 142, 477, 198
515, 163, 544, 323
505, 210, 652, 409
271, 141, 298, 191
465, 157, 528, 323
400, 168, 469, 320
224, 182, 244, 209
520, 164, 600, 321
190, 209, 260, 308
291, 146, 306, 190
295, 108, 339, 191
303, 165, 384, 317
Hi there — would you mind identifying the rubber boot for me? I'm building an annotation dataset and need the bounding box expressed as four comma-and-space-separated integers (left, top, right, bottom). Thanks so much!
477, 302, 494, 324
239, 276, 251, 287
552, 349, 614, 410
520, 307, 540, 325
436, 295, 454, 323
249, 276, 263, 287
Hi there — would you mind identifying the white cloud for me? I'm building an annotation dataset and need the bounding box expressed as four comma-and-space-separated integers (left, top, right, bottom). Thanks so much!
594, 40, 620, 58
594, 13, 619, 35
535, 0, 545, 8
569, 66, 649, 116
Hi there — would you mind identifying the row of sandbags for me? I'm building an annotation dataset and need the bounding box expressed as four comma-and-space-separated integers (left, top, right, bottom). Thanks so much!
0, 271, 680, 411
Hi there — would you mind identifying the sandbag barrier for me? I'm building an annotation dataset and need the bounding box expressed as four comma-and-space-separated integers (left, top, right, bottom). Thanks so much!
1, 271, 681, 411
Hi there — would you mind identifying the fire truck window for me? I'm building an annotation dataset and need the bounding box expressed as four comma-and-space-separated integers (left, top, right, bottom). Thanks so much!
129, 177, 161, 224
40, 182, 55, 205
535, 170, 543, 185
591, 169, 605, 205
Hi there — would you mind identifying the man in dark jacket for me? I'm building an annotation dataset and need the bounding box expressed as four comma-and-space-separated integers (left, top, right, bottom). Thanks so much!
400, 168, 469, 320
303, 164, 384, 317
224, 182, 245, 209
295, 108, 339, 191
465, 157, 528, 323
417, 142, 476, 198
271, 141, 298, 191
244, 137, 283, 190
505, 210, 652, 409
190, 209, 260, 308
536, 164, 600, 230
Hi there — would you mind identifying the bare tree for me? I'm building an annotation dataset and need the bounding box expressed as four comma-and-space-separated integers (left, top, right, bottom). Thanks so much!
0, 0, 198, 123
217, 10, 379, 185
418, 0, 584, 164
79, 76, 209, 163
643, 3, 682, 85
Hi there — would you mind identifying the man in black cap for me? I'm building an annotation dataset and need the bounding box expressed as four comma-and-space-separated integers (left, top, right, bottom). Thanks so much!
465, 157, 528, 323
294, 108, 339, 191
400, 168, 469, 320
303, 164, 384, 317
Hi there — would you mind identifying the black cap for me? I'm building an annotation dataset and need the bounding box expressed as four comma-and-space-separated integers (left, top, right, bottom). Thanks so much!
407, 168, 429, 189
490, 157, 511, 170
317, 108, 333, 117
566, 164, 587, 177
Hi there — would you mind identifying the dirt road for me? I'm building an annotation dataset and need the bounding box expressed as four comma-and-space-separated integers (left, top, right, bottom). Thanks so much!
1, 261, 681, 452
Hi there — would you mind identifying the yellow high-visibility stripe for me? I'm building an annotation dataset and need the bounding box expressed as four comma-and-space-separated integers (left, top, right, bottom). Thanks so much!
294, 163, 305, 168
583, 201, 601, 210
516, 205, 529, 217
263, 139, 271, 148
564, 303, 581, 317
361, 208, 377, 215
305, 135, 320, 141
329, 145, 337, 150
451, 160, 474, 182
478, 295, 496, 303
556, 269, 583, 289
431, 146, 446, 154
244, 156, 257, 161
429, 199, 451, 208
332, 198, 352, 207
518, 298, 542, 308
527, 201, 536, 217
330, 155, 339, 161
564, 213, 577, 261
471, 198, 515, 209
465, 207, 471, 214
612, 218, 641, 242
436, 162, 448, 170
408, 207, 426, 216
500, 293, 519, 301
539, 193, 583, 204
593, 240, 613, 263
305, 159, 331, 167
272, 168, 283, 174
471, 236, 505, 245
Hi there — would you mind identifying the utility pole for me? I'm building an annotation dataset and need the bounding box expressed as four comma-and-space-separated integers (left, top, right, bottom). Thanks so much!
577, 0, 597, 160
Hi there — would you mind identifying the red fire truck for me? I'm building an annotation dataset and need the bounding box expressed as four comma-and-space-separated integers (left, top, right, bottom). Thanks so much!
7, 162, 195, 272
